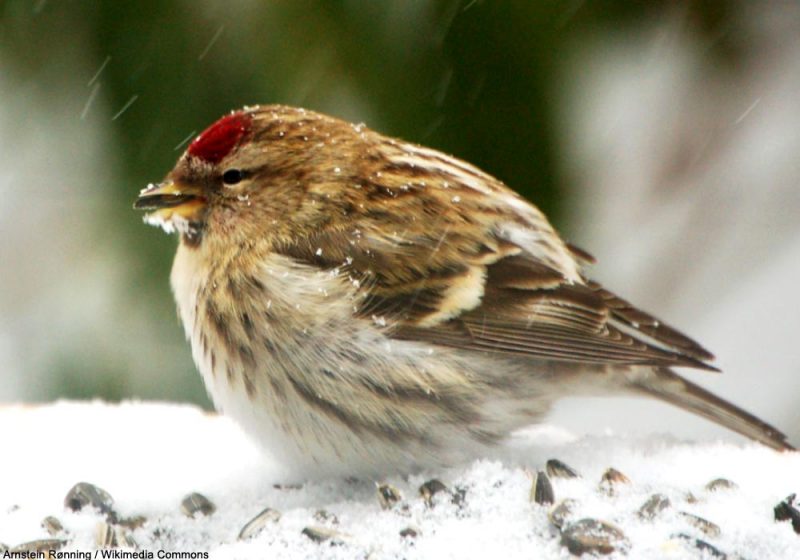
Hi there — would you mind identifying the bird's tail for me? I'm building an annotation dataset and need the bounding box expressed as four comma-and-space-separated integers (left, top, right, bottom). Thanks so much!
631, 368, 793, 451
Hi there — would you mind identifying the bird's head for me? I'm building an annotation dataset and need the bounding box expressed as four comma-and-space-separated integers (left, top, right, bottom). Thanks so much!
134, 105, 367, 248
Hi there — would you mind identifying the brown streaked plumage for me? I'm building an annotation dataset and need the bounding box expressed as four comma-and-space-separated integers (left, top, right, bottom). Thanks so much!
135, 105, 792, 478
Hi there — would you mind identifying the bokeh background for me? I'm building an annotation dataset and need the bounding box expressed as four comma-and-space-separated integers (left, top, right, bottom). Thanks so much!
1, 1, 798, 444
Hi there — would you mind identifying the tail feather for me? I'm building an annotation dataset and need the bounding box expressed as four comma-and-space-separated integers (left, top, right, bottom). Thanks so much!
633, 368, 793, 451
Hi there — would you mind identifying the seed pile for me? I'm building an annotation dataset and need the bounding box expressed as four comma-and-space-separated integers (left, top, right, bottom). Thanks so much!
524, 459, 782, 558
4, 483, 221, 552
1, 462, 797, 558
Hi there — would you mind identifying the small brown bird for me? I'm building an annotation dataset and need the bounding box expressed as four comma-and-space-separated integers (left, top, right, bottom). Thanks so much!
135, 105, 791, 477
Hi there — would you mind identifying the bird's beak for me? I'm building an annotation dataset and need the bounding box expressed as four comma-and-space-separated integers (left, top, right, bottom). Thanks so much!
134, 180, 206, 228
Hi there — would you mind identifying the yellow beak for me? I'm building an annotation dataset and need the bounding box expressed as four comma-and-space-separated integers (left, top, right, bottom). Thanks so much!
134, 180, 206, 225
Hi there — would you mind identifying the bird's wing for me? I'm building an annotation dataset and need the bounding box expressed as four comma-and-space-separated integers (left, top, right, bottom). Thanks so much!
273, 134, 715, 370
273, 210, 716, 372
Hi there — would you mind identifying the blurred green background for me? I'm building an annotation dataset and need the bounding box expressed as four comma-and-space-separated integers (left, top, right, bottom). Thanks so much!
2, 0, 798, 443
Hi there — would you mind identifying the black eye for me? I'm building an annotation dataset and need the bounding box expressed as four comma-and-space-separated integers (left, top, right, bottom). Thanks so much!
222, 169, 244, 185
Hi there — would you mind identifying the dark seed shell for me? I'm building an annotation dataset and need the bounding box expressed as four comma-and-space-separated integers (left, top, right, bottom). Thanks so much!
301, 525, 345, 544
705, 478, 738, 492
180, 492, 216, 518
41, 516, 65, 536
672, 533, 728, 559
561, 518, 629, 556
377, 483, 403, 510
679, 512, 721, 538
238, 507, 281, 540
638, 494, 671, 521
546, 459, 580, 479
419, 479, 449, 506
64, 482, 115, 519
600, 468, 630, 485
399, 526, 421, 538
117, 516, 147, 530
530, 470, 555, 505
774, 494, 800, 534
599, 468, 631, 495
95, 522, 136, 549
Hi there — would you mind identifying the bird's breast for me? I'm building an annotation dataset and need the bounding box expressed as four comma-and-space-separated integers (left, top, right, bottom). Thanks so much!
171, 244, 359, 394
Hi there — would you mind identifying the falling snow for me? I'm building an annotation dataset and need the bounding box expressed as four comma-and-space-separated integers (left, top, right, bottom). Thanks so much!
174, 130, 197, 151
79, 82, 101, 120
88, 56, 111, 86
111, 95, 139, 121
198, 25, 225, 61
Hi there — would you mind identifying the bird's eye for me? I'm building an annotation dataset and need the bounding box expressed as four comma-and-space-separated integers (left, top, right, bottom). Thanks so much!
222, 169, 244, 185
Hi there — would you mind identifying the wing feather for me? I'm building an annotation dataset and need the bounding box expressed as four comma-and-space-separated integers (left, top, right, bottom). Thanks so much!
270, 138, 716, 372
275, 227, 717, 372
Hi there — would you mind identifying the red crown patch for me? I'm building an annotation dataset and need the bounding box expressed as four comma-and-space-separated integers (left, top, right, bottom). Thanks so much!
187, 111, 252, 164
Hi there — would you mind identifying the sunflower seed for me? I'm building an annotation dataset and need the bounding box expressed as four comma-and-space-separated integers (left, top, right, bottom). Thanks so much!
377, 483, 402, 510
599, 468, 630, 495
301, 525, 345, 544
548, 499, 577, 530
238, 507, 281, 540
95, 524, 111, 545
41, 516, 65, 536
560, 518, 629, 556
638, 494, 671, 521
679, 512, 721, 538
705, 478, 738, 492
600, 468, 630, 485
546, 459, 580, 479
672, 533, 728, 559
180, 492, 215, 518
773, 494, 800, 534
117, 515, 147, 530
685, 492, 700, 504
399, 526, 421, 538
64, 482, 115, 520
95, 522, 136, 548
530, 470, 555, 505
419, 479, 449, 506
11, 539, 67, 554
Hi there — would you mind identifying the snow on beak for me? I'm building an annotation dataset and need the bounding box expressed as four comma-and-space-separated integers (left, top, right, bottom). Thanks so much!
134, 180, 206, 235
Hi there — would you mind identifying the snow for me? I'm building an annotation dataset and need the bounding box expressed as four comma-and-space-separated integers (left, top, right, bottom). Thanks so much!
0, 401, 798, 559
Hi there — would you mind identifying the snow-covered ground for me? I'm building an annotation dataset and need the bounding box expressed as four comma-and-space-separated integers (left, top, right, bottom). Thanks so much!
1, 401, 797, 559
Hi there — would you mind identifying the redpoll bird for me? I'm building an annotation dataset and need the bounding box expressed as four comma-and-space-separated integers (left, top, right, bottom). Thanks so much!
135, 105, 791, 477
